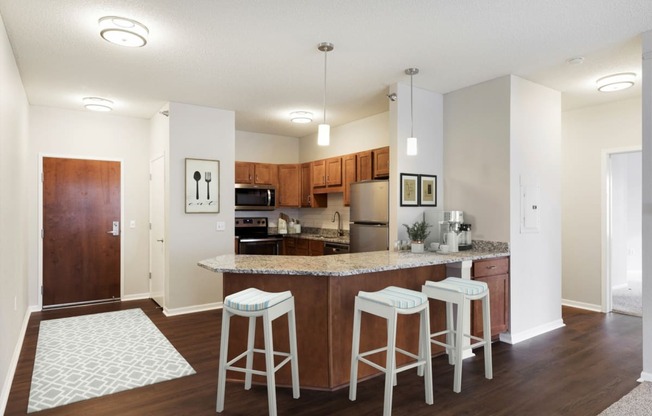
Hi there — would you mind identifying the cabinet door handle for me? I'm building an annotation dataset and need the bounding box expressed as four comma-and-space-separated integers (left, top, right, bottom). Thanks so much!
487, 265, 497, 269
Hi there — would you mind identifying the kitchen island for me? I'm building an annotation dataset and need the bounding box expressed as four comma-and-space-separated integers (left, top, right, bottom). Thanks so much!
199, 244, 509, 391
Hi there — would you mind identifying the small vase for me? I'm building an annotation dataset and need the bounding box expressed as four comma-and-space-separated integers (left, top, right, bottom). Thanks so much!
411, 241, 424, 253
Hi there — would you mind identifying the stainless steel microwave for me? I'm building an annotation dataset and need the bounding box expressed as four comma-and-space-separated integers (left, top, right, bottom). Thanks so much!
235, 184, 276, 211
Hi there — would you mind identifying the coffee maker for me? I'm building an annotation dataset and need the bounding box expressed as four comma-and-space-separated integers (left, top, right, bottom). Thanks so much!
458, 223, 472, 251
439, 211, 464, 252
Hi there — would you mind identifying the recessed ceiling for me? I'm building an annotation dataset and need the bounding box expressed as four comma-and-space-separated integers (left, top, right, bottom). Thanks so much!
0, 0, 650, 137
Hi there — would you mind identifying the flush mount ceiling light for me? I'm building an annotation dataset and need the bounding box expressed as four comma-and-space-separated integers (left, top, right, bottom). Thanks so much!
99, 16, 149, 47
596, 72, 636, 92
317, 42, 334, 146
83, 97, 113, 112
405, 68, 419, 156
290, 111, 313, 124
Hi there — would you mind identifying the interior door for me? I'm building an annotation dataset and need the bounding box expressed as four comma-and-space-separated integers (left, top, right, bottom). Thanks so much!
150, 155, 165, 308
42, 157, 121, 307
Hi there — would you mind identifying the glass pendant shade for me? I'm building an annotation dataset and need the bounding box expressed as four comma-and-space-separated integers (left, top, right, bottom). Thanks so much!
406, 136, 418, 156
318, 124, 330, 146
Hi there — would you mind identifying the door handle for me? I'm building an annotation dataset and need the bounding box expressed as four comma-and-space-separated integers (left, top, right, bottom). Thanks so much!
107, 221, 119, 236
157, 239, 164, 243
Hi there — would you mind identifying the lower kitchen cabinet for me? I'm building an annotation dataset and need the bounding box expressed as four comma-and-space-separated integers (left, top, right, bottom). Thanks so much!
471, 257, 510, 340
283, 237, 324, 256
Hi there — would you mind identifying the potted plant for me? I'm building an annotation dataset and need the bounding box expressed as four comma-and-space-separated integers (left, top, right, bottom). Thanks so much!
403, 217, 431, 253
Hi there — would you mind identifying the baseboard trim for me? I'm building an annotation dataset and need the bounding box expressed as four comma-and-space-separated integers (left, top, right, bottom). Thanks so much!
121, 292, 151, 302
163, 302, 223, 317
561, 299, 602, 312
638, 372, 652, 382
1, 305, 38, 415
499, 319, 566, 345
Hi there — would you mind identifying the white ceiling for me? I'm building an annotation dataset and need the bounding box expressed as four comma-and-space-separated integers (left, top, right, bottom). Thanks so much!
1, 0, 651, 138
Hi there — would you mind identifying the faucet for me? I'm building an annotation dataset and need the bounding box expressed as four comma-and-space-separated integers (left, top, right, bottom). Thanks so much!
332, 211, 343, 237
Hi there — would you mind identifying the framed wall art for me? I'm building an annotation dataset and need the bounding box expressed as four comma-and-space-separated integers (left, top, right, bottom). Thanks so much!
185, 158, 219, 213
419, 174, 437, 206
400, 173, 419, 206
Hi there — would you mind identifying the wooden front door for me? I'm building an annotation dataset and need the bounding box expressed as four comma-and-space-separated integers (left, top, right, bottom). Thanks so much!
42, 157, 121, 307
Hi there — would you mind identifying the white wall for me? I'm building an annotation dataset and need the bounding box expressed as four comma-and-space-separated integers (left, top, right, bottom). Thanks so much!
236, 131, 299, 164
562, 97, 641, 309
167, 102, 234, 312
641, 29, 652, 382
389, 83, 444, 246
444, 76, 511, 242
0, 13, 30, 412
508, 76, 563, 341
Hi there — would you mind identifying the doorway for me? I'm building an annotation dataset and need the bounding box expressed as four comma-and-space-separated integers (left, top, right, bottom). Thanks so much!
41, 157, 122, 308
149, 155, 165, 308
606, 150, 642, 316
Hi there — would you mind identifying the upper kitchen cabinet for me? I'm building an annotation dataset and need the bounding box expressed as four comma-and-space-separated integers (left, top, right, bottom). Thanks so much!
278, 164, 300, 207
373, 146, 390, 179
301, 162, 327, 208
356, 150, 373, 182
343, 153, 357, 206
235, 161, 276, 185
313, 157, 342, 191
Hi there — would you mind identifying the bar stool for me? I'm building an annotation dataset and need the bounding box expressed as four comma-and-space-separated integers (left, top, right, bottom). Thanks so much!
349, 286, 433, 416
216, 288, 300, 416
421, 277, 492, 393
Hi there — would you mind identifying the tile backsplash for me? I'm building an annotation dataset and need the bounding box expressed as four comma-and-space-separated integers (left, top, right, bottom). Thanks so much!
298, 193, 350, 232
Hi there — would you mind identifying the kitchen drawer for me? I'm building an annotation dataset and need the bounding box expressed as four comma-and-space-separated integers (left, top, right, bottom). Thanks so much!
472, 257, 509, 278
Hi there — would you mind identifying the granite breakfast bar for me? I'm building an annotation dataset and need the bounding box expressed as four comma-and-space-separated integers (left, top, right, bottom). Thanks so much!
198, 245, 509, 391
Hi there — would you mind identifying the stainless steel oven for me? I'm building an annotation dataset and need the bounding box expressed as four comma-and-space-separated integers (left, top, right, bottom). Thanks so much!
235, 217, 283, 255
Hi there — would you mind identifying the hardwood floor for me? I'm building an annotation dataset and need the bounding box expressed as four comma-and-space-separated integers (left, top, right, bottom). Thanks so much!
5, 300, 641, 415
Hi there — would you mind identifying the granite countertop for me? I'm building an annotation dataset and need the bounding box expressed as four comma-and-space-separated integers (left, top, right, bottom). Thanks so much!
198, 242, 509, 277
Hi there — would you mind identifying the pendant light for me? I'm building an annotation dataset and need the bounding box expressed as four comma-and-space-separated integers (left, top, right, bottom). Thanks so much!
318, 42, 334, 146
405, 68, 419, 156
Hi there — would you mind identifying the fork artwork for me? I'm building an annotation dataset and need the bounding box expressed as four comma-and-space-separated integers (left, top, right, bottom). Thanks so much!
205, 171, 212, 200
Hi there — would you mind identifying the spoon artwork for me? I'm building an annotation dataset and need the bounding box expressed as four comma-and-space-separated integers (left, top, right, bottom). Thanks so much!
205, 171, 211, 199
193, 171, 201, 200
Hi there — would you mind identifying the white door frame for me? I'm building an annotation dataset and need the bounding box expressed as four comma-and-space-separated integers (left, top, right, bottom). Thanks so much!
38, 153, 125, 309
601, 146, 641, 312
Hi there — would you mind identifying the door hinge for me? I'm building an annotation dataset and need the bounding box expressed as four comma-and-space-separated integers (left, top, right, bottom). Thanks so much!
149, 173, 152, 180
41, 172, 44, 182
149, 223, 152, 230
41, 229, 44, 238
41, 286, 43, 295
149, 272, 152, 279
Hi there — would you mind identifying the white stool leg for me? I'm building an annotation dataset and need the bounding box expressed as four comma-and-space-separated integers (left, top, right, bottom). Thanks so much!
482, 291, 493, 380
262, 310, 278, 416
349, 298, 362, 401
420, 307, 434, 405
453, 301, 464, 393
288, 300, 301, 399
244, 315, 257, 390
383, 311, 397, 416
216, 308, 231, 412
446, 302, 455, 365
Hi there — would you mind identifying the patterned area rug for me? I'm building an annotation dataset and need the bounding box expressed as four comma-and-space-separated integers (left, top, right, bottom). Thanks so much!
28, 308, 195, 413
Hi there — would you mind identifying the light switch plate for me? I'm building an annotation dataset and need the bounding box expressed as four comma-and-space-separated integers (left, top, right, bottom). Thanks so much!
216, 221, 226, 231
129, 220, 136, 228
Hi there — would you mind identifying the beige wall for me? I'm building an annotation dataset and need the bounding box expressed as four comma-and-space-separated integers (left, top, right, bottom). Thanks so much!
0, 12, 30, 411
28, 106, 152, 301
562, 97, 642, 309
236, 131, 299, 164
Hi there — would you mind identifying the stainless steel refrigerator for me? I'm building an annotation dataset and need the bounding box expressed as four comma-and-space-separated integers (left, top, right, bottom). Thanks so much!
350, 180, 389, 253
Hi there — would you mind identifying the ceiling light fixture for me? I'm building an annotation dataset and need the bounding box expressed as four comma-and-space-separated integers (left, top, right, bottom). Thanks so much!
99, 16, 149, 47
596, 72, 636, 92
317, 42, 334, 146
290, 111, 313, 124
405, 68, 419, 156
83, 97, 114, 112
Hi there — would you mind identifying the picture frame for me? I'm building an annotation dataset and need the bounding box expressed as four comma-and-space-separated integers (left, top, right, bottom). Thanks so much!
185, 158, 219, 213
419, 174, 437, 206
400, 173, 419, 206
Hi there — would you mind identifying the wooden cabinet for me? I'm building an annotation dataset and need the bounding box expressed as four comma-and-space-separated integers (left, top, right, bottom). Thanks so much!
343, 154, 357, 206
235, 162, 275, 185
472, 257, 510, 340
313, 157, 342, 191
356, 150, 373, 182
284, 237, 323, 256
278, 164, 300, 207
373, 146, 390, 178
301, 163, 327, 208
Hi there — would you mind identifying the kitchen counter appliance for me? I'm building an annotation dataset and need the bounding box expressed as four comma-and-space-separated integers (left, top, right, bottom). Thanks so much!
323, 242, 350, 255
350, 180, 389, 253
235, 217, 283, 255
235, 184, 276, 211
